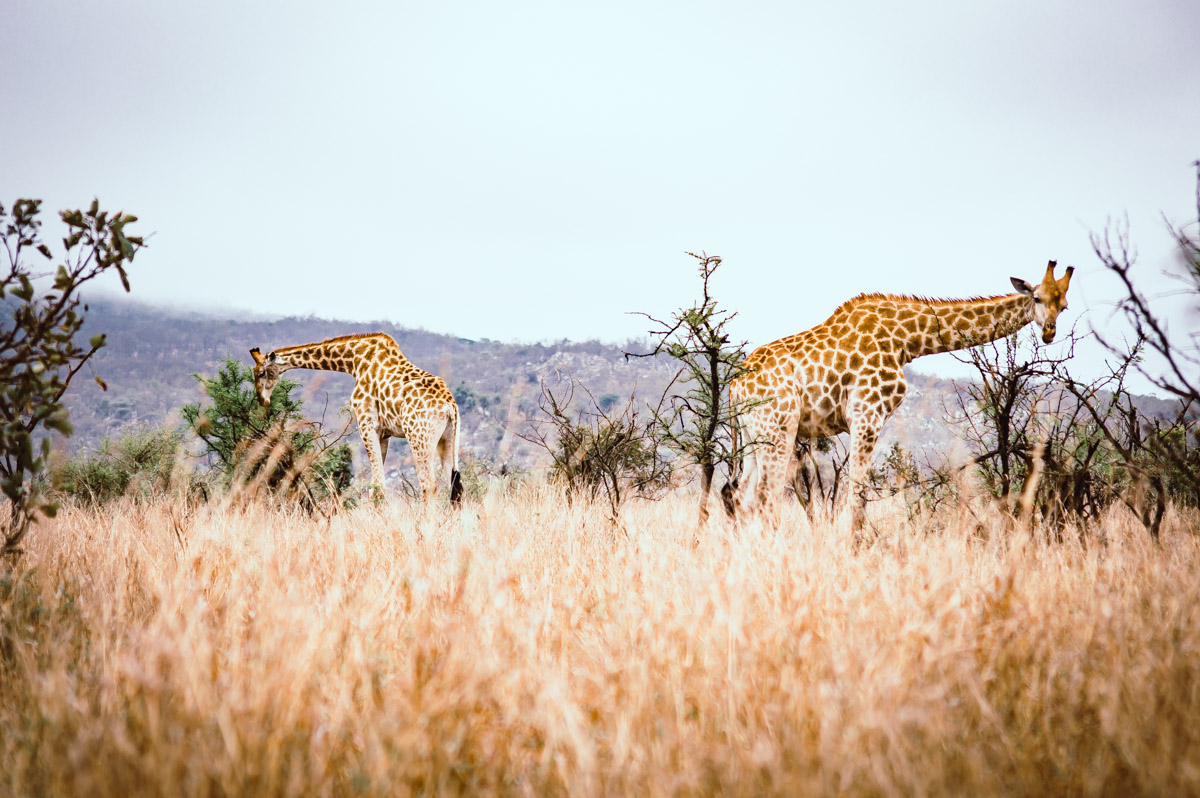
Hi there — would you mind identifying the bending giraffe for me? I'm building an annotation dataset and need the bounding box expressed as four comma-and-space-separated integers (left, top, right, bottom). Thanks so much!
249, 333, 463, 505
728, 260, 1074, 531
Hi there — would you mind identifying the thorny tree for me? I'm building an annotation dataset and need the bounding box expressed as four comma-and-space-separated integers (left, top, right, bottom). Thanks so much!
944, 322, 1190, 542
1, 199, 145, 558
626, 252, 762, 523
1088, 163, 1200, 508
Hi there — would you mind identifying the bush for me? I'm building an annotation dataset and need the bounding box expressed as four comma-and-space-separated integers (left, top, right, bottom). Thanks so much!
52, 425, 185, 506
520, 377, 669, 521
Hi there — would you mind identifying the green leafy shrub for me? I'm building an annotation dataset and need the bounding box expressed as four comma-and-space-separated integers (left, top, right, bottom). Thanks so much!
181, 357, 353, 505
52, 425, 185, 506
1, 198, 145, 557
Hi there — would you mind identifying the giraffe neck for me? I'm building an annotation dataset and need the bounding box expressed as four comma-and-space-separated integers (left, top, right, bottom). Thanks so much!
906, 293, 1034, 360
270, 336, 379, 376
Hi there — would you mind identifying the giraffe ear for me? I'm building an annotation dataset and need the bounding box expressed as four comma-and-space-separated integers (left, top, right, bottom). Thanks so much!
1011, 277, 1034, 296
250, 347, 264, 365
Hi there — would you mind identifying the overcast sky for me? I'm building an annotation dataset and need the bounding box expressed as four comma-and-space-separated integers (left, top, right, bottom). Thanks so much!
3, 1, 1198, 382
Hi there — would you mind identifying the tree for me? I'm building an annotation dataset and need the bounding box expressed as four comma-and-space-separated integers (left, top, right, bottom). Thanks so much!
181, 357, 353, 505
1087, 164, 1200, 508
626, 252, 762, 523
1, 198, 145, 558
948, 320, 1188, 542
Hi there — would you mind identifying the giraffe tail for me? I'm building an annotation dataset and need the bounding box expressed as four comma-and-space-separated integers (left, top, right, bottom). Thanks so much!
448, 403, 463, 507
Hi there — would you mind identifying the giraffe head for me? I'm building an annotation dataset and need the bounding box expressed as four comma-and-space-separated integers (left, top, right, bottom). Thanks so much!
249, 347, 281, 407
1010, 260, 1074, 344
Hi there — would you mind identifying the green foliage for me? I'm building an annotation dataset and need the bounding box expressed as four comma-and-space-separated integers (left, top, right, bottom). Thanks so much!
0, 198, 145, 557
455, 455, 524, 502
181, 357, 302, 475
52, 424, 185, 506
180, 357, 352, 504
308, 440, 354, 501
453, 382, 503, 415
867, 442, 921, 496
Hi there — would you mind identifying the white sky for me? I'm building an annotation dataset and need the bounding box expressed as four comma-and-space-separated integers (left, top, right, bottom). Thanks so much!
3, 1, 1198, 383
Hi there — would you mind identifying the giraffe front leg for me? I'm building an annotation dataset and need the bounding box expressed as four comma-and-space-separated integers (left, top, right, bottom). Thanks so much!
845, 417, 882, 538
355, 407, 386, 502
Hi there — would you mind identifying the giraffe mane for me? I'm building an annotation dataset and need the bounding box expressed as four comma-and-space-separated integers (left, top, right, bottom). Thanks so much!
272, 332, 397, 354
837, 292, 1015, 312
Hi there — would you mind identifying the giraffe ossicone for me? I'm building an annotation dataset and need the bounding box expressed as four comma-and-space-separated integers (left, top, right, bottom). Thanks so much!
249, 333, 462, 505
728, 260, 1075, 531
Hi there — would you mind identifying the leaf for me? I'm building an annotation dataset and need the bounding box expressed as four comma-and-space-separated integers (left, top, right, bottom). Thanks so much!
89, 333, 107, 349
36, 243, 52, 259
95, 376, 108, 391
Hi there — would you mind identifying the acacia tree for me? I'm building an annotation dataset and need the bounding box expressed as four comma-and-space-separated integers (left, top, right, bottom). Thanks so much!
626, 252, 760, 523
1, 198, 145, 558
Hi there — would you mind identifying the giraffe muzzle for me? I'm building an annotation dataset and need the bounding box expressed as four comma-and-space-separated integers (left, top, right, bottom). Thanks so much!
1042, 325, 1056, 344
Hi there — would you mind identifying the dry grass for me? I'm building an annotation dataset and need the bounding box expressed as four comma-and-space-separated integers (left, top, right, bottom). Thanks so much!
2, 487, 1199, 797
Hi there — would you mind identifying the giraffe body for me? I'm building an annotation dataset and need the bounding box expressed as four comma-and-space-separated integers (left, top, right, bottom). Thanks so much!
250, 333, 463, 504
730, 262, 1073, 531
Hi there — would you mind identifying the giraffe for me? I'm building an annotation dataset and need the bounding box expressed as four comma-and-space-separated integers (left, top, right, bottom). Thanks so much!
728, 260, 1074, 531
249, 333, 463, 505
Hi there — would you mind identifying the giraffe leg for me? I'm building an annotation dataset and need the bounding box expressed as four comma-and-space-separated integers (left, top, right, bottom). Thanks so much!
360, 424, 386, 500
730, 448, 759, 517
755, 442, 790, 525
845, 415, 883, 538
436, 415, 461, 506
754, 415, 800, 526
410, 434, 439, 505
379, 433, 390, 464
354, 398, 386, 501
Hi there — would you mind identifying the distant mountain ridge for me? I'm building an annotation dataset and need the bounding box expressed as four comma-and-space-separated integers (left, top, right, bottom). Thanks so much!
57, 296, 1178, 481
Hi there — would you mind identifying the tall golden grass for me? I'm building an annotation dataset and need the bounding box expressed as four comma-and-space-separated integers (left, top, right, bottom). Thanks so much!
2, 487, 1199, 796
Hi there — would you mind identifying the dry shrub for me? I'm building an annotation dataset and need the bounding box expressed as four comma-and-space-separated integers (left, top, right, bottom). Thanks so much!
2, 488, 1199, 796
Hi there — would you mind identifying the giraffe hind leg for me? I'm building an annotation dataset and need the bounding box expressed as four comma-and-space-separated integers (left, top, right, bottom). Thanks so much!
729, 449, 762, 518
436, 414, 463, 506
412, 441, 438, 505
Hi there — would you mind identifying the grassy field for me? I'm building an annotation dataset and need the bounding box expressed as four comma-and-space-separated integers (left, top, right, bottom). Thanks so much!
2, 487, 1199, 797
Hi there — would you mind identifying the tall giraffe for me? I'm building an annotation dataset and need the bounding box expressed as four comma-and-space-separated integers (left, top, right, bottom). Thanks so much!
249, 333, 463, 505
729, 261, 1074, 530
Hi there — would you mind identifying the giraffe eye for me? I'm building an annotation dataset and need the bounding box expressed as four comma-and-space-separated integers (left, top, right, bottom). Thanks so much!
1033, 297, 1043, 304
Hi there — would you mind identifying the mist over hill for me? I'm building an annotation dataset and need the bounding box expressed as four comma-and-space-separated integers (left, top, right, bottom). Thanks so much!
58, 296, 1177, 480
